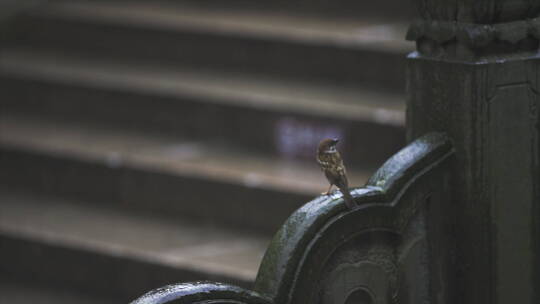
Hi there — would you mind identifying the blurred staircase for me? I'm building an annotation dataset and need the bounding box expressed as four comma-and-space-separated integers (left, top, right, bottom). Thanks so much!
0, 0, 413, 302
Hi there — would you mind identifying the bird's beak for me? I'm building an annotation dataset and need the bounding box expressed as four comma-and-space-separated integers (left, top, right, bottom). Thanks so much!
332, 138, 339, 145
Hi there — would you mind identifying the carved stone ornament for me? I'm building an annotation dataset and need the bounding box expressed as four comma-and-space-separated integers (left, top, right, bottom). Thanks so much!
406, 18, 540, 48
130, 133, 455, 304
408, 0, 540, 58
413, 0, 540, 23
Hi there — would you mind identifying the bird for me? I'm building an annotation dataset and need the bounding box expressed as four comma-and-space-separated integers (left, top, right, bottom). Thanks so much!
317, 138, 355, 209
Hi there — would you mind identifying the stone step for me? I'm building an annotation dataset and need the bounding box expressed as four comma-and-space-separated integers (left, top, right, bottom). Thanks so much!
0, 192, 269, 301
0, 115, 371, 233
0, 49, 405, 168
0, 277, 118, 304
173, 0, 415, 20
7, 0, 412, 92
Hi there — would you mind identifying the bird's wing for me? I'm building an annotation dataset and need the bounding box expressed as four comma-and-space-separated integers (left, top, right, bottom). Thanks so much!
336, 165, 348, 188
335, 156, 349, 188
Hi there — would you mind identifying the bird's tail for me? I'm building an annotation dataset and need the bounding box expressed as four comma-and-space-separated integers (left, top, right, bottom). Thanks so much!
339, 186, 355, 209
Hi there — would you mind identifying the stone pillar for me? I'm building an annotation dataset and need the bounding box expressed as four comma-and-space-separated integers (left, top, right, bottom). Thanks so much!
407, 1, 540, 303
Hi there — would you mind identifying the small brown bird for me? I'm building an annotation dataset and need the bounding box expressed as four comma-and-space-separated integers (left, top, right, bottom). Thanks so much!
317, 138, 355, 208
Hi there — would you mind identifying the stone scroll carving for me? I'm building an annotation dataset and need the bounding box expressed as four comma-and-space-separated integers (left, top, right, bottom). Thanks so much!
130, 133, 455, 304
130, 282, 272, 304
254, 132, 454, 304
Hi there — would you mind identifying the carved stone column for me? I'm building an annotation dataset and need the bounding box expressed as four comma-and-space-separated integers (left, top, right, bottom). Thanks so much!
407, 1, 540, 303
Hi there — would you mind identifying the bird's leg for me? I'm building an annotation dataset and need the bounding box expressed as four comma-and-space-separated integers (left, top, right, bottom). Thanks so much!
323, 184, 334, 195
